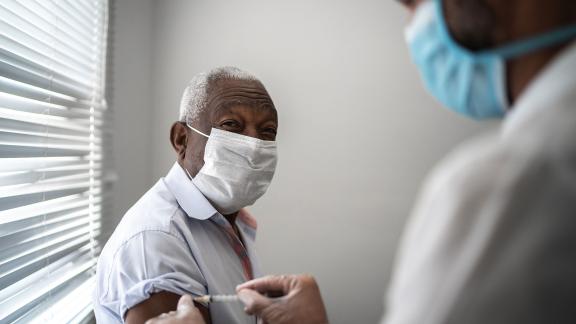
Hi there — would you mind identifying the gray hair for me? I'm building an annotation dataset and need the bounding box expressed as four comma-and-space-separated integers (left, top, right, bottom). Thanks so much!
179, 66, 262, 124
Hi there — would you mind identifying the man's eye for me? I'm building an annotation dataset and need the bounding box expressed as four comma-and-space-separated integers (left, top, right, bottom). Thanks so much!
260, 128, 277, 140
220, 120, 241, 128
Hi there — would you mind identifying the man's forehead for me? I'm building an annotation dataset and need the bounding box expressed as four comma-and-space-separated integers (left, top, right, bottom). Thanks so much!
206, 78, 273, 106
191, 78, 276, 125
211, 103, 278, 122
210, 78, 267, 94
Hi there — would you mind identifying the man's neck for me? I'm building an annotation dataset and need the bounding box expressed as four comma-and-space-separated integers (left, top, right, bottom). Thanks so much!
223, 212, 239, 227
223, 211, 243, 241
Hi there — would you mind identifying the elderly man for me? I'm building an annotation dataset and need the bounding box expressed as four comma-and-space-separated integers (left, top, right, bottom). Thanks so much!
93, 66, 279, 324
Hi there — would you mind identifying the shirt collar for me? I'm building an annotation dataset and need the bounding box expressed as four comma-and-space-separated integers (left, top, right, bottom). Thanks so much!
163, 162, 218, 220
503, 41, 576, 136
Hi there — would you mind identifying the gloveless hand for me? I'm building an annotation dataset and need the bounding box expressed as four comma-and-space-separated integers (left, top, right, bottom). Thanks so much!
237, 274, 329, 324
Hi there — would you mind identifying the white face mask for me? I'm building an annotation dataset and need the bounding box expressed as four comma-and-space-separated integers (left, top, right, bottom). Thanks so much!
185, 125, 278, 215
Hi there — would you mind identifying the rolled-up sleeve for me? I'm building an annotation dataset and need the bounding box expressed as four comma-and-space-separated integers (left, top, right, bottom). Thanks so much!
100, 230, 207, 320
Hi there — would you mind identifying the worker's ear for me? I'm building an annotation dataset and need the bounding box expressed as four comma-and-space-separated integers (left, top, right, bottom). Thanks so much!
170, 122, 188, 160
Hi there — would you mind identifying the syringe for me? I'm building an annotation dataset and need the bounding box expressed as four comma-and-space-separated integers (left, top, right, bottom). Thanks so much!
193, 294, 239, 304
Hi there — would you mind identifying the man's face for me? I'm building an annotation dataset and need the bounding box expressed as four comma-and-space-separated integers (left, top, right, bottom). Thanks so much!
172, 79, 278, 178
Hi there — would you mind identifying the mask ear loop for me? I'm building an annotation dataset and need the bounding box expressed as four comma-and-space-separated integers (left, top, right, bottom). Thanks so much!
187, 123, 210, 138
184, 124, 209, 180
183, 166, 194, 180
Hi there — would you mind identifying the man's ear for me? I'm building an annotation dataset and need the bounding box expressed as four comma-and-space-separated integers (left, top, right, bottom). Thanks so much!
170, 122, 188, 160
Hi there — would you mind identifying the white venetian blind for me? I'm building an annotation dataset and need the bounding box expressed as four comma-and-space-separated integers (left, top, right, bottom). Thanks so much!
0, 0, 110, 322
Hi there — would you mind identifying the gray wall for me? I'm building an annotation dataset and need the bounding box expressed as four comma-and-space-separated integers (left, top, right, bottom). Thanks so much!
111, 0, 493, 323
109, 0, 155, 232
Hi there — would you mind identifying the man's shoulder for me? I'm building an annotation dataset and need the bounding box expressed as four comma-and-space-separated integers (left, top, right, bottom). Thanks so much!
100, 180, 186, 259
95, 180, 194, 299
122, 180, 182, 231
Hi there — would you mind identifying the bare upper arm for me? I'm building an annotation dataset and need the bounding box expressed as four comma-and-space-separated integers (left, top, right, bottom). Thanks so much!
125, 291, 211, 324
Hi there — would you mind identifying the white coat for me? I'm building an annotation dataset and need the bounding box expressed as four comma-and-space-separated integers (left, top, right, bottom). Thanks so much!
384, 41, 576, 324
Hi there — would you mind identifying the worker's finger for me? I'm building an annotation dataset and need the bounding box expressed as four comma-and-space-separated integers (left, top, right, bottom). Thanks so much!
237, 289, 275, 315
177, 295, 195, 310
236, 274, 292, 294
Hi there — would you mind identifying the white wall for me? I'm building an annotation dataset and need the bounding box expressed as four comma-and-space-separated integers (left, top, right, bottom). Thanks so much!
112, 0, 494, 323
109, 0, 155, 231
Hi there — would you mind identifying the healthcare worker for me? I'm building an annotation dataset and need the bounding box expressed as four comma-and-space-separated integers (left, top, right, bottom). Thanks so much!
148, 0, 576, 323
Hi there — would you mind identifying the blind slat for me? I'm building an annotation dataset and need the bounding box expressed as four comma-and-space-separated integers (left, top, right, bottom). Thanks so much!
0, 3, 96, 66
0, 218, 100, 285
0, 107, 94, 132
0, 0, 109, 321
19, 276, 95, 323
37, 1, 95, 39
0, 1, 96, 54
0, 246, 93, 303
0, 60, 93, 99
0, 250, 95, 321
0, 205, 90, 237
0, 167, 101, 188
0, 127, 99, 144
0, 232, 93, 289
0, 32, 95, 84
0, 77, 102, 111
0, 120, 99, 143
0, 48, 95, 93
65, 0, 96, 24
0, 193, 98, 225
0, 180, 94, 199
0, 157, 87, 172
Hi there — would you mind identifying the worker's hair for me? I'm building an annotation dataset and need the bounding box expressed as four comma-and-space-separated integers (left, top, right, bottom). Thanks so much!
179, 66, 263, 124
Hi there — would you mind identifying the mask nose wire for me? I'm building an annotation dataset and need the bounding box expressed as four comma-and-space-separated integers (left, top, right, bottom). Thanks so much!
187, 123, 210, 138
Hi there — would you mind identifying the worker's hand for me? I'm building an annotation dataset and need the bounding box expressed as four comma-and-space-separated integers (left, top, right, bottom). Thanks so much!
236, 274, 329, 324
145, 295, 206, 324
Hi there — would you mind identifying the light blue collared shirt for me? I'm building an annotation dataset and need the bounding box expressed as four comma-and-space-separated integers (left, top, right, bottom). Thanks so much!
94, 163, 260, 323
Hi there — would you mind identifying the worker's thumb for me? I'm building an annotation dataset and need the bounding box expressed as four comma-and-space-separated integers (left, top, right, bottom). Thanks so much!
177, 295, 195, 310
238, 289, 273, 315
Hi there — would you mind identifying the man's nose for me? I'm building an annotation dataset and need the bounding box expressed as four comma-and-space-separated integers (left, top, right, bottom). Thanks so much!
242, 126, 260, 139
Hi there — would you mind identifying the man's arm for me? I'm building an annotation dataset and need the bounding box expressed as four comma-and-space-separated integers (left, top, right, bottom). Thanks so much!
98, 231, 210, 323
144, 295, 207, 324
125, 291, 211, 324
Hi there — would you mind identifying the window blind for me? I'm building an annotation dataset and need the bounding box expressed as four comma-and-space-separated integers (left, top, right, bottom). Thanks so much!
0, 0, 110, 322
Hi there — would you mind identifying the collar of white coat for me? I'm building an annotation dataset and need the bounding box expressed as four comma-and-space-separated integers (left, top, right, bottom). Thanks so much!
504, 40, 576, 136
163, 162, 217, 220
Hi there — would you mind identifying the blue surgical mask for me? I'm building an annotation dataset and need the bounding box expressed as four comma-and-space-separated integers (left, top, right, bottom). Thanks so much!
405, 0, 576, 119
